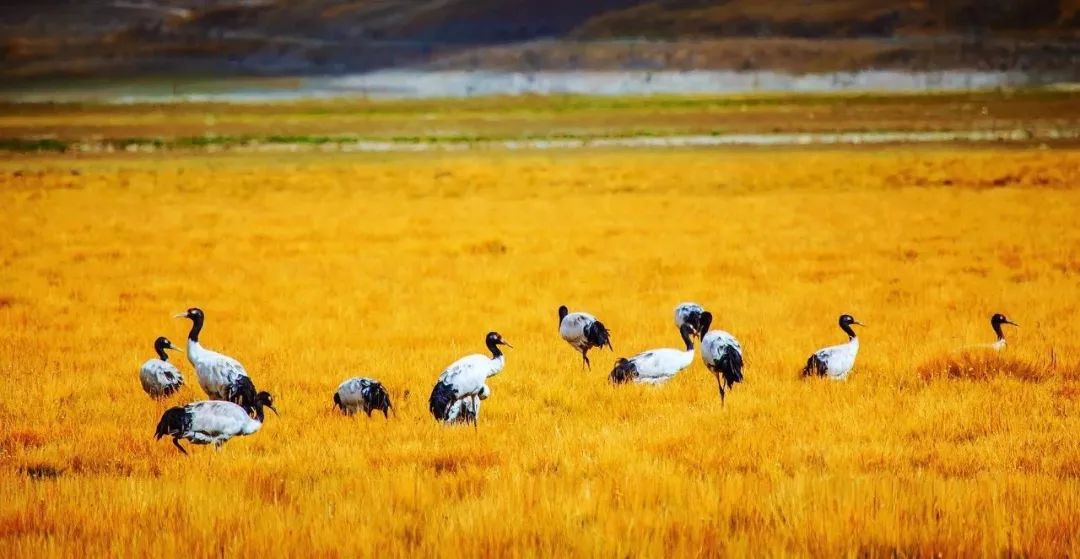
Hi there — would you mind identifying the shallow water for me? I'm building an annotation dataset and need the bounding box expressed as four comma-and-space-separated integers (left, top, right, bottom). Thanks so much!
2, 70, 1054, 103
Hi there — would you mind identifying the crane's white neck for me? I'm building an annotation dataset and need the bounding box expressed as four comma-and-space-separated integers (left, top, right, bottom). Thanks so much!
186, 340, 207, 362
487, 354, 505, 377
844, 337, 860, 354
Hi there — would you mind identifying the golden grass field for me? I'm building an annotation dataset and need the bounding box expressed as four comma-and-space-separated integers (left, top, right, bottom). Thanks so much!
2, 143, 1080, 556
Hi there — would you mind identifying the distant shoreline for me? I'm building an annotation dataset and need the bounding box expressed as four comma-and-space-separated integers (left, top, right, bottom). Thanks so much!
4, 129, 1077, 155
1, 70, 1074, 104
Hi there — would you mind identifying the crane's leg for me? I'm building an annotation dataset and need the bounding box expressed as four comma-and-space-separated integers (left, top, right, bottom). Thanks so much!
581, 350, 591, 370
716, 374, 726, 405
172, 437, 188, 455
472, 395, 479, 431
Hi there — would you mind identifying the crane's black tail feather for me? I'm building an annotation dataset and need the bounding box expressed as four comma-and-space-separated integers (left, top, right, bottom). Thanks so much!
586, 320, 613, 351
717, 348, 744, 388
802, 354, 828, 378
364, 382, 393, 418
226, 376, 259, 416
429, 381, 456, 421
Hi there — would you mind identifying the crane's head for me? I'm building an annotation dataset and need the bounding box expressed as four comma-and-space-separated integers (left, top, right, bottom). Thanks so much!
839, 314, 864, 328
253, 391, 278, 422
154, 336, 180, 353
609, 357, 638, 384
486, 331, 512, 349
174, 307, 204, 322
991, 313, 1018, 328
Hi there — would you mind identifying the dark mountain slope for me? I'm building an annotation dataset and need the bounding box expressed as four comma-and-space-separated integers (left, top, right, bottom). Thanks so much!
1, 0, 1076, 79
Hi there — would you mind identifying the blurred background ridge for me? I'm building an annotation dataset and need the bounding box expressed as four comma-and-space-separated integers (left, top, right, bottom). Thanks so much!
3, 1, 1079, 78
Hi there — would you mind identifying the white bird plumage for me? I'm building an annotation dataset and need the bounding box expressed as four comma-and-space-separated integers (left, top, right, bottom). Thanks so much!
334, 377, 393, 417
176, 307, 268, 413
802, 314, 863, 380
698, 312, 745, 402
610, 324, 696, 385
429, 332, 511, 427
139, 336, 184, 398
155, 395, 276, 454
557, 305, 613, 368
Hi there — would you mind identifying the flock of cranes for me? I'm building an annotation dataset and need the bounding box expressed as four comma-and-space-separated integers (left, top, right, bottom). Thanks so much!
141, 305, 1019, 454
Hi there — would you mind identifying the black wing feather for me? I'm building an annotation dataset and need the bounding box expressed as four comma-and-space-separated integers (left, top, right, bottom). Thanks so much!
585, 320, 613, 351
429, 381, 456, 421
802, 354, 828, 377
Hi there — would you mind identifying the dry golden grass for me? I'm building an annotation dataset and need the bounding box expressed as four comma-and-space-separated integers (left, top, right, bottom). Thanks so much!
2, 146, 1080, 557
915, 348, 1075, 383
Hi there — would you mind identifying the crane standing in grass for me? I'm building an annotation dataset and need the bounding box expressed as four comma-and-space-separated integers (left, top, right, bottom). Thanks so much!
698, 312, 744, 402
429, 332, 511, 428
802, 314, 863, 380
558, 305, 613, 369
139, 336, 185, 398
333, 377, 393, 418
175, 307, 273, 416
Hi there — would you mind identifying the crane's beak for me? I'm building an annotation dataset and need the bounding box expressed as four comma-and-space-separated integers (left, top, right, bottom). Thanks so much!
267, 404, 279, 415
854, 321, 866, 327
164, 345, 180, 352
1006, 320, 1019, 327
500, 341, 513, 349
173, 312, 187, 319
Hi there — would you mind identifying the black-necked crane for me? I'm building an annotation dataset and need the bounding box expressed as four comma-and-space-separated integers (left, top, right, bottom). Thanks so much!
558, 305, 612, 368
155, 394, 277, 454
139, 336, 185, 398
610, 324, 696, 385
802, 314, 863, 380
698, 312, 744, 402
334, 377, 393, 417
988, 313, 1018, 351
429, 332, 511, 428
175, 307, 272, 415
